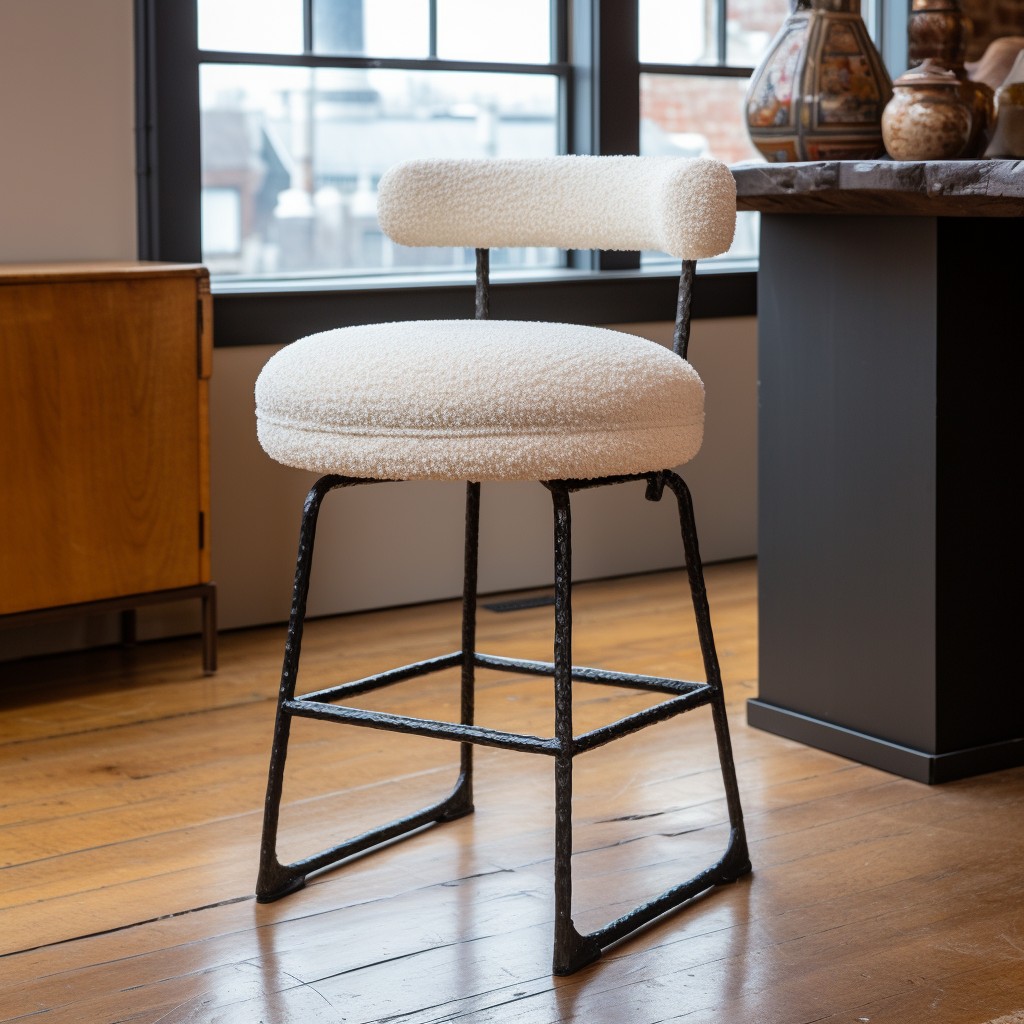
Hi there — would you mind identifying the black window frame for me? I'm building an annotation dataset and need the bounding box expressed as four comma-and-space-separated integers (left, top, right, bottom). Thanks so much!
135, 0, 757, 347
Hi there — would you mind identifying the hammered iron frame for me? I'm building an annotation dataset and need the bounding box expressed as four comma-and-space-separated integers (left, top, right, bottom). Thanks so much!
255, 249, 751, 975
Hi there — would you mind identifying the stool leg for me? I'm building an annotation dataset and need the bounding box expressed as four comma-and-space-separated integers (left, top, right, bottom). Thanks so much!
549, 483, 602, 976
665, 471, 751, 878
256, 475, 481, 903
256, 476, 336, 902
441, 481, 479, 821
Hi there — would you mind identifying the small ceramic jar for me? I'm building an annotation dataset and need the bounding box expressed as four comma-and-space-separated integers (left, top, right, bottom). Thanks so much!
882, 59, 973, 160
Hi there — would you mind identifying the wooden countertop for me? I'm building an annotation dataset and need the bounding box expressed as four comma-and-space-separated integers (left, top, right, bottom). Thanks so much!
731, 158, 1024, 217
0, 261, 208, 284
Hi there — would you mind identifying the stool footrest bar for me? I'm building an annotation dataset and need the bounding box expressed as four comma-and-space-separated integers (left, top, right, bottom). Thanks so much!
573, 687, 714, 754
285, 681, 713, 756
283, 699, 560, 754
298, 651, 463, 703
474, 652, 706, 696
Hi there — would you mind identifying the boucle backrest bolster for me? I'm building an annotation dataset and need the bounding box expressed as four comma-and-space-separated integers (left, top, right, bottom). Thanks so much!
376, 156, 737, 261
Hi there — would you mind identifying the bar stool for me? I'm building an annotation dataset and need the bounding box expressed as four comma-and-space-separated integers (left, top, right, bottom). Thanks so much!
253, 155, 751, 975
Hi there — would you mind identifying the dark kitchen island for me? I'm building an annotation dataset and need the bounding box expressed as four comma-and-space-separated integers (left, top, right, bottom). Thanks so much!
732, 159, 1023, 783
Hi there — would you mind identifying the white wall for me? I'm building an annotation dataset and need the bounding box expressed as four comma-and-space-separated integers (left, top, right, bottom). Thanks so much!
0, 1, 137, 262
0, 0, 757, 658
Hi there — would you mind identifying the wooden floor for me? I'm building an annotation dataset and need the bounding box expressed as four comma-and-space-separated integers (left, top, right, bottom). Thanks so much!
1, 559, 1022, 1023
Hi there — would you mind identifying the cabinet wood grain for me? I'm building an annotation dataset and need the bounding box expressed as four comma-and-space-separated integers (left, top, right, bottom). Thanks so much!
0, 262, 215, 663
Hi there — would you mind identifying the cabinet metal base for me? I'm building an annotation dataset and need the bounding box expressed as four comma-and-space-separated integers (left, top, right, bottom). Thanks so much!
0, 583, 218, 674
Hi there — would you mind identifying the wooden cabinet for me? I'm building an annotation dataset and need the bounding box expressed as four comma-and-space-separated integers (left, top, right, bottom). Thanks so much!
0, 261, 216, 671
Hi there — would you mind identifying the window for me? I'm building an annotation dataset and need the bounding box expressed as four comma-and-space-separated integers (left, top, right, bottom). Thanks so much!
194, 0, 562, 280
637, 0, 791, 265
136, 0, 766, 344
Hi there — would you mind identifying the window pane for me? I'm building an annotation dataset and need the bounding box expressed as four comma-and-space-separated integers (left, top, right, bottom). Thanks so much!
640, 0, 714, 65
727, 0, 792, 67
200, 64, 559, 278
436, 0, 551, 63
640, 73, 761, 264
641, 73, 760, 163
313, 0, 431, 58
198, 0, 304, 54
202, 187, 242, 254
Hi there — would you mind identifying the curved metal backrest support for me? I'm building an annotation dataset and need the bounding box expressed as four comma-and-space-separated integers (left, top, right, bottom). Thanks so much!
378, 156, 737, 261
674, 259, 696, 360
385, 156, 726, 359
475, 248, 489, 321
473, 247, 696, 360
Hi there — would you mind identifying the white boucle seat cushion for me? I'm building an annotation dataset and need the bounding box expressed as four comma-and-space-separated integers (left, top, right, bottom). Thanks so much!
255, 320, 705, 482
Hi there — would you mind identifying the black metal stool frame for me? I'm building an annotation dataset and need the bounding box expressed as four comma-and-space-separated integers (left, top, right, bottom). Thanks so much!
256, 250, 751, 976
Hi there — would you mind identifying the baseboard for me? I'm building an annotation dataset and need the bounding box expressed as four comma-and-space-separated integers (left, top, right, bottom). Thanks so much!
746, 699, 1024, 784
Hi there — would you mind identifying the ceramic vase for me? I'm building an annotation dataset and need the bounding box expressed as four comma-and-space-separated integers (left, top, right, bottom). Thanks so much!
745, 0, 893, 162
907, 0, 968, 68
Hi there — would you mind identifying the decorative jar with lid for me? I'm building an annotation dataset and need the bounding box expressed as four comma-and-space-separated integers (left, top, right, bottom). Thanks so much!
881, 58, 973, 160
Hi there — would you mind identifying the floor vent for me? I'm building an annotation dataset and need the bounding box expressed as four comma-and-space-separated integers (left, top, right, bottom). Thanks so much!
482, 594, 556, 613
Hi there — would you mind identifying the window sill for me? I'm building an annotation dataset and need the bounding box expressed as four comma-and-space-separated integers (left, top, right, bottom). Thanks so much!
210, 261, 757, 347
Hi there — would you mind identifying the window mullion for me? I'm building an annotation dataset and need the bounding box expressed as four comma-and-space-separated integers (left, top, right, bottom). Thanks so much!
303, 0, 314, 54
717, 0, 728, 64
197, 49, 568, 76
569, 0, 639, 271
639, 62, 754, 78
